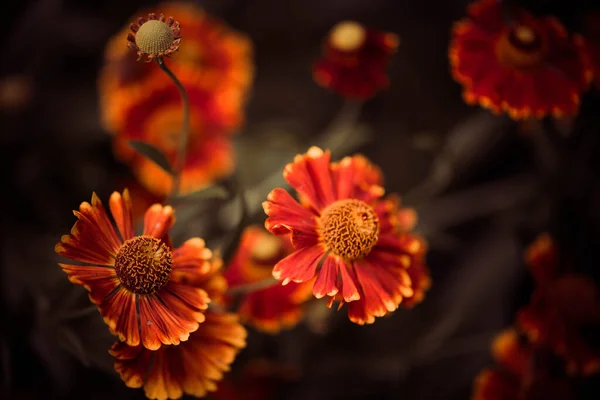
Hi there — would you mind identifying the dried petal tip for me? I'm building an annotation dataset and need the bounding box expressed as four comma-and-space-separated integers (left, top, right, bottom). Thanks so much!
127, 13, 182, 61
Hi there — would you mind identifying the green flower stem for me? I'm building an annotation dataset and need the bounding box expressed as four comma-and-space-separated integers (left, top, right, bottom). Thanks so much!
156, 57, 190, 200
226, 277, 280, 295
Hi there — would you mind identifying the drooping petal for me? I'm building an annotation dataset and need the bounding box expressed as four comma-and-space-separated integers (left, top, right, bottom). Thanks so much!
143, 204, 175, 241
100, 287, 141, 347
313, 256, 340, 299
272, 245, 325, 285
111, 311, 246, 400
263, 188, 319, 236
282, 147, 336, 210
55, 193, 122, 266
109, 189, 135, 240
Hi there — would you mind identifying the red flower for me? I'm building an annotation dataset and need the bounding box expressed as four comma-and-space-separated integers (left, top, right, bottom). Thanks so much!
313, 21, 399, 99
449, 0, 591, 119
224, 226, 314, 333
473, 329, 575, 400
55, 190, 213, 350
111, 252, 245, 400
262, 147, 429, 324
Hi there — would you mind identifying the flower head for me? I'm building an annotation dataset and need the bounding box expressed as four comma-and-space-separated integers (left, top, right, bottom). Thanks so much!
55, 190, 214, 350
449, 0, 591, 119
262, 147, 429, 324
110, 255, 245, 400
127, 13, 181, 62
312, 21, 399, 99
224, 226, 314, 333
473, 329, 575, 400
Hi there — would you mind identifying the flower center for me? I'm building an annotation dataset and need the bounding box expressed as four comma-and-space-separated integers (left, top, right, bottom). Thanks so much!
320, 199, 380, 260
329, 21, 367, 52
495, 24, 546, 69
114, 236, 172, 295
135, 20, 176, 56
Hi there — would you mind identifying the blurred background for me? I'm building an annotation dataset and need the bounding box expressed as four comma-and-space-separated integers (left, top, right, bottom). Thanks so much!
2, 0, 600, 399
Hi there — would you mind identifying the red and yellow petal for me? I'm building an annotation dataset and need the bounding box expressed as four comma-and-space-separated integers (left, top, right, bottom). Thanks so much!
55, 193, 122, 266
283, 147, 336, 211
143, 204, 175, 241
272, 245, 325, 285
263, 188, 319, 236
490, 329, 530, 379
524, 232, 558, 284
98, 287, 140, 346
171, 237, 213, 283
58, 264, 120, 305
138, 283, 210, 350
331, 154, 384, 203
109, 189, 135, 241
111, 311, 246, 400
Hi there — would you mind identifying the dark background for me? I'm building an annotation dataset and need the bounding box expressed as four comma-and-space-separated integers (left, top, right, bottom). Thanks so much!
2, 0, 600, 399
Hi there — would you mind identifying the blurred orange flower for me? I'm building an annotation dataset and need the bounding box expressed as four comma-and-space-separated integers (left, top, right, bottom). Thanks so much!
263, 147, 429, 325
313, 20, 399, 99
473, 329, 575, 400
111, 255, 245, 400
55, 190, 213, 350
449, 0, 591, 120
224, 226, 314, 334
98, 1, 253, 196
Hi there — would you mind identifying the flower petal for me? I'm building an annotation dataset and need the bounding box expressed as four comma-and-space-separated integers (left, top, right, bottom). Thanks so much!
109, 190, 135, 241
110, 342, 150, 389
139, 283, 208, 350
263, 188, 319, 236
100, 287, 141, 347
282, 147, 336, 210
272, 245, 325, 285
58, 264, 119, 304
171, 237, 213, 283
313, 256, 339, 299
55, 193, 122, 266
143, 204, 175, 241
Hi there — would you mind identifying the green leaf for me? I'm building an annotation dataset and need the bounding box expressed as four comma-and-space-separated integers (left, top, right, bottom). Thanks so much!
129, 140, 174, 175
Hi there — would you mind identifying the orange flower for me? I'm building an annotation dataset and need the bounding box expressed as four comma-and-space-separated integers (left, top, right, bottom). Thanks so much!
224, 226, 314, 334
111, 256, 246, 400
99, 1, 253, 134
98, 1, 253, 197
449, 0, 591, 120
110, 69, 237, 197
55, 190, 213, 350
262, 147, 429, 325
312, 20, 399, 99
473, 329, 575, 400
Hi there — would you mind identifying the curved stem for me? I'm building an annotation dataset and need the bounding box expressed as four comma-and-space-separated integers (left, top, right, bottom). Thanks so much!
226, 277, 279, 295
156, 57, 190, 200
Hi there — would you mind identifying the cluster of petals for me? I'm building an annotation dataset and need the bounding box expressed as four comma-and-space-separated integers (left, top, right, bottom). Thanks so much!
55, 190, 246, 399
449, 0, 591, 120
98, 1, 254, 197
262, 146, 430, 325
312, 20, 399, 99
224, 226, 314, 333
